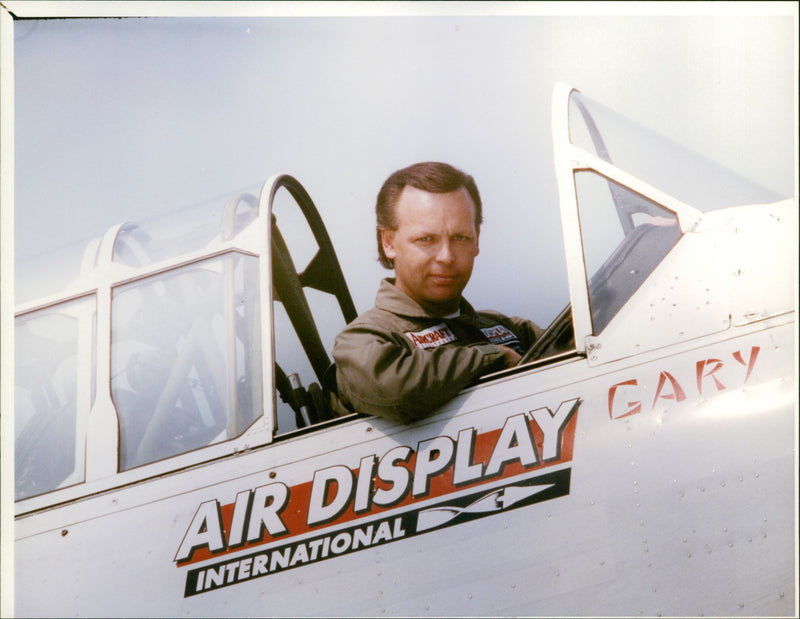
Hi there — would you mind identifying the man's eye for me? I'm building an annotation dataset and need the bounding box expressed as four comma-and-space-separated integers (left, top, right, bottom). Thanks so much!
454, 235, 471, 241
416, 236, 433, 243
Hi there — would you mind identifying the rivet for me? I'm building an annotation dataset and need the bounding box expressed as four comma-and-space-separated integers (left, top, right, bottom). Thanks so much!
61, 529, 68, 537
269, 471, 277, 479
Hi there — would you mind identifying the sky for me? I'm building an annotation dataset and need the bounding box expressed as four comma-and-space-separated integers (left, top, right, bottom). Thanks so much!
8, 2, 798, 327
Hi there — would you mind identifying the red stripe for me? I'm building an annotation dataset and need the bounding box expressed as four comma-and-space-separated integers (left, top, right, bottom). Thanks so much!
179, 413, 577, 565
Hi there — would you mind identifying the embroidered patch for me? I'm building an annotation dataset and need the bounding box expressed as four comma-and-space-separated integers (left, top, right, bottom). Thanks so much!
406, 323, 458, 349
480, 324, 518, 345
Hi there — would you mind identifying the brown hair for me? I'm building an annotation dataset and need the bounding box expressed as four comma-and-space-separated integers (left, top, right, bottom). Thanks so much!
375, 161, 482, 269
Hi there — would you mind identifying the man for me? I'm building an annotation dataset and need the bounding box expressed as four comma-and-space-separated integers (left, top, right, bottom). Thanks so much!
333, 162, 541, 423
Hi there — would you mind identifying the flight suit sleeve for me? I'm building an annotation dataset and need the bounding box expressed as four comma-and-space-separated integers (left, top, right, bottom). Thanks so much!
479, 311, 544, 351
332, 324, 507, 424
506, 315, 544, 349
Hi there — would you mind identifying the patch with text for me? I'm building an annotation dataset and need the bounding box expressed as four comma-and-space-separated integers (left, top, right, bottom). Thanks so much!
405, 323, 457, 349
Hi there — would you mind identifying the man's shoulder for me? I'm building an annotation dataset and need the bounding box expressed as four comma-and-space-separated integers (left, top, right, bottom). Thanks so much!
473, 308, 509, 321
343, 303, 426, 334
346, 304, 397, 329
472, 308, 520, 329
341, 279, 432, 333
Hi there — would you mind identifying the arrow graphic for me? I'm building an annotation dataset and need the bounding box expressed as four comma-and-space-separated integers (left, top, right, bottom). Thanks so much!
416, 483, 555, 532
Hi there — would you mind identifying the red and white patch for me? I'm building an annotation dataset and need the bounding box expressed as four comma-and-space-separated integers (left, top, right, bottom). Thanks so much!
406, 323, 457, 349
481, 324, 517, 345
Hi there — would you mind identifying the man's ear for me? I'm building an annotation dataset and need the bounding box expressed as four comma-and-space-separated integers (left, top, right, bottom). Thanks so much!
381, 228, 397, 260
474, 225, 480, 257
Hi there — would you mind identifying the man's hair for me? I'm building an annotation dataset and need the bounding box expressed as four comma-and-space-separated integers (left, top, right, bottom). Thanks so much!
375, 161, 483, 269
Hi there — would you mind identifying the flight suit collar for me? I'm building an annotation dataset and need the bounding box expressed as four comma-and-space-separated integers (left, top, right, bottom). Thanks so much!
374, 278, 477, 320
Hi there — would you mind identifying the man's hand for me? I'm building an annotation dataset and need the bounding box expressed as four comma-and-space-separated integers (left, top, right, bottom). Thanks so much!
498, 345, 522, 368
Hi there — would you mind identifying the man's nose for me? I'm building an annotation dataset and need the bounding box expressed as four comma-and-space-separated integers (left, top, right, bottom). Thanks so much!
435, 240, 455, 263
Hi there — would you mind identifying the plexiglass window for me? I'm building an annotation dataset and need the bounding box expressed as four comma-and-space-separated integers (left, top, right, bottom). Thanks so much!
111, 252, 262, 469
15, 296, 96, 500
568, 91, 784, 210
576, 172, 681, 334
112, 190, 260, 268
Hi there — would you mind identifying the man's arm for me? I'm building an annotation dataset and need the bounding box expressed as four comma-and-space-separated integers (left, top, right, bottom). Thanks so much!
333, 324, 508, 424
497, 344, 523, 367
507, 315, 544, 350
480, 312, 543, 353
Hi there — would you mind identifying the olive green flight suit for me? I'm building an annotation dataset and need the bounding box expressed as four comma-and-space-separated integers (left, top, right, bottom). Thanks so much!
332, 279, 542, 423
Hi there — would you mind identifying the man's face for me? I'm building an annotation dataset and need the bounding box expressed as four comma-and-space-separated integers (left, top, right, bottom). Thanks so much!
381, 185, 480, 315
